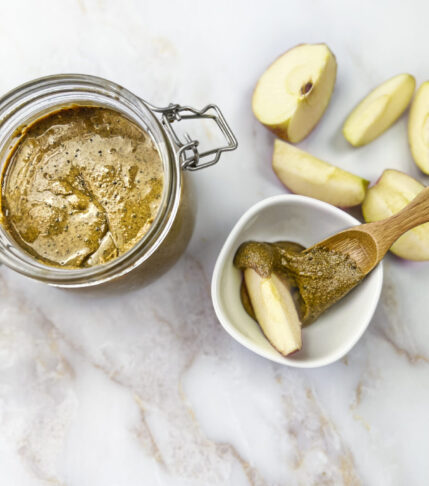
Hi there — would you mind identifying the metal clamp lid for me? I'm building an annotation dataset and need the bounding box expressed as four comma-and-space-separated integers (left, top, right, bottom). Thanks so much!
149, 103, 238, 171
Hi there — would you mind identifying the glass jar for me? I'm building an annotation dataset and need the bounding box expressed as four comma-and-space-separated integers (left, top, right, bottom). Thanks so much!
0, 74, 237, 287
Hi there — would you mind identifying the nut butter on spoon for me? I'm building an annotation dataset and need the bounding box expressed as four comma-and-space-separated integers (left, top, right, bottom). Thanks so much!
235, 239, 365, 357
307, 186, 429, 275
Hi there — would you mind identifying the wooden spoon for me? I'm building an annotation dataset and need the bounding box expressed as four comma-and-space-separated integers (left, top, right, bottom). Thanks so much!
306, 187, 429, 275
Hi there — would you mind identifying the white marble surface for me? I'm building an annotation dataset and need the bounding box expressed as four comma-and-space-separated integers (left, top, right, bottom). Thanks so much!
1, 0, 429, 484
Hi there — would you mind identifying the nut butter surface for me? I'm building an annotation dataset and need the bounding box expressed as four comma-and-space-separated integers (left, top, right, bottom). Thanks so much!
0, 106, 164, 268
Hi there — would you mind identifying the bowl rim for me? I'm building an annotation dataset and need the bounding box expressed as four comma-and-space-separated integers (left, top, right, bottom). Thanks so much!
211, 194, 384, 368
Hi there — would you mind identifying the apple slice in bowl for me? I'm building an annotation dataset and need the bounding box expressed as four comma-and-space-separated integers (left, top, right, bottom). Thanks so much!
244, 269, 302, 357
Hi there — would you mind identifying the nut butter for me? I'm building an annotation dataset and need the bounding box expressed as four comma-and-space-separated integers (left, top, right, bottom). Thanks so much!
234, 240, 364, 324
1, 106, 164, 268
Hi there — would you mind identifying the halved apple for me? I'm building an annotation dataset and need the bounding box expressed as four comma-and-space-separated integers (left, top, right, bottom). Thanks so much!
408, 81, 429, 174
272, 140, 369, 207
244, 268, 302, 356
362, 169, 429, 260
252, 43, 337, 143
343, 73, 415, 147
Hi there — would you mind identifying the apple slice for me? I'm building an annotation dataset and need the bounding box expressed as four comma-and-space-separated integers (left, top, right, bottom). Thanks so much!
272, 139, 369, 207
362, 169, 429, 260
409, 81, 429, 174
244, 268, 302, 356
343, 73, 415, 147
252, 43, 337, 143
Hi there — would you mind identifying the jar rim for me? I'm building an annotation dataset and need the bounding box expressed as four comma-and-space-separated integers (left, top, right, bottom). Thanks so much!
0, 74, 182, 287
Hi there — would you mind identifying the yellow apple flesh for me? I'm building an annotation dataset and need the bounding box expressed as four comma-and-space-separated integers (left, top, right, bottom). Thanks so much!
408, 81, 429, 174
343, 73, 415, 147
252, 43, 337, 143
362, 169, 429, 260
272, 140, 369, 207
244, 269, 302, 357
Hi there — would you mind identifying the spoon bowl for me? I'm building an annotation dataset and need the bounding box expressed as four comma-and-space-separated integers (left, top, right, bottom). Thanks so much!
308, 186, 429, 274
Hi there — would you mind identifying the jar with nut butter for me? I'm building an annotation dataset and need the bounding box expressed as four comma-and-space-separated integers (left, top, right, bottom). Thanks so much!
0, 74, 237, 287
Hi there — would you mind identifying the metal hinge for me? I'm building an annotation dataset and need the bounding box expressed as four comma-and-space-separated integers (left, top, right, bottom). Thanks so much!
150, 103, 238, 171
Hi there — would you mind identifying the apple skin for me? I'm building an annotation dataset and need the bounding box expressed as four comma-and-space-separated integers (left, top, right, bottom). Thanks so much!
252, 43, 337, 143
272, 139, 369, 208
343, 73, 415, 147
240, 279, 256, 320
408, 81, 429, 175
362, 169, 429, 260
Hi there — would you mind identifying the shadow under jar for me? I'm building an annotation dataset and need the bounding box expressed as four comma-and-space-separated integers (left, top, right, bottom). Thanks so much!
0, 74, 237, 288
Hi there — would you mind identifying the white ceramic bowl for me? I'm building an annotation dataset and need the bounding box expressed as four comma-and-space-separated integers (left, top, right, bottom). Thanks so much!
211, 195, 383, 368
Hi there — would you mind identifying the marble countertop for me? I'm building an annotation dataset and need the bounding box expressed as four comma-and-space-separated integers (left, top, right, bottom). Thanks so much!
1, 1, 429, 484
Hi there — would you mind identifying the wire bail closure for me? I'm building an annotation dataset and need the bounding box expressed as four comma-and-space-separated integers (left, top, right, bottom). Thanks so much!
150, 103, 238, 171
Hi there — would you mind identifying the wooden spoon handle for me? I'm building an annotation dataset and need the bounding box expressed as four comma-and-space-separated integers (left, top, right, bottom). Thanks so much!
371, 186, 429, 251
